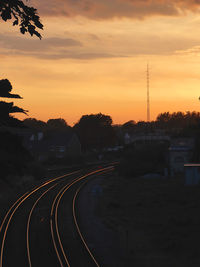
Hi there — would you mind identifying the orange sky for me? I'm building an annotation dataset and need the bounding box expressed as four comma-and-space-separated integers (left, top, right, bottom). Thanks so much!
1, 1, 200, 125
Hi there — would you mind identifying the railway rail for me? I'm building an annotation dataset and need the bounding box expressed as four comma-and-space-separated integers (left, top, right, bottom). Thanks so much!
0, 166, 114, 267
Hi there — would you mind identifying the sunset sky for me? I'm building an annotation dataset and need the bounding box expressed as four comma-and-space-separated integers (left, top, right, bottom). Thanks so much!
1, 0, 200, 125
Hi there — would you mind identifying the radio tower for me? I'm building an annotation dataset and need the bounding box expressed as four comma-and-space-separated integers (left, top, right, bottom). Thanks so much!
147, 63, 150, 122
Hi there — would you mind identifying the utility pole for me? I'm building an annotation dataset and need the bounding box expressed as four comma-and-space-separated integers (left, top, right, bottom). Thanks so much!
147, 63, 150, 122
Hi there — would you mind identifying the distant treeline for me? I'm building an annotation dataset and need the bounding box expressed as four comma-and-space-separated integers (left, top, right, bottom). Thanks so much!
23, 114, 116, 151
24, 111, 200, 131
1, 110, 200, 182
23, 111, 200, 150
121, 111, 200, 132
155, 111, 200, 129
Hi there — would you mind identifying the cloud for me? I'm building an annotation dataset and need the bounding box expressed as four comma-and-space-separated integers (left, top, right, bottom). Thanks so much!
1, 30, 200, 60
0, 34, 82, 52
37, 52, 125, 60
0, 33, 124, 59
32, 0, 200, 19
117, 33, 200, 56
175, 45, 200, 55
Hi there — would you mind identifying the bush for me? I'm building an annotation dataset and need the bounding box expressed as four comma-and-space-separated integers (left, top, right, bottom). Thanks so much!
118, 143, 168, 177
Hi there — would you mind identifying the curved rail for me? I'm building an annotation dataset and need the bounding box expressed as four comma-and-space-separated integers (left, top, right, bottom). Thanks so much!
51, 166, 114, 266
72, 167, 114, 267
26, 183, 58, 267
0, 170, 80, 267
0, 166, 114, 267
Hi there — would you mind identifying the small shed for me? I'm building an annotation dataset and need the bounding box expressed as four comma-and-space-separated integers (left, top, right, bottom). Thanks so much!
184, 164, 200, 185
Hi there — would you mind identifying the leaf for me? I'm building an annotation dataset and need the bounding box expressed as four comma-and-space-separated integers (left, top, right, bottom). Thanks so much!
28, 24, 35, 36
1, 8, 12, 21
1, 11, 8, 21
33, 31, 42, 39
20, 26, 26, 34
34, 20, 43, 29
0, 1, 43, 38
13, 19, 18, 26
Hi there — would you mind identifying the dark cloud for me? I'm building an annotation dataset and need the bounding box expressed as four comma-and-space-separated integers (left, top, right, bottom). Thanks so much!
0, 33, 123, 59
32, 0, 200, 19
0, 35, 82, 52
1, 31, 200, 60
37, 52, 125, 60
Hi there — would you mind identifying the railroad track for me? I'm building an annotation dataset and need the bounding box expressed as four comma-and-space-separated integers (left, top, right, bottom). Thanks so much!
0, 166, 114, 267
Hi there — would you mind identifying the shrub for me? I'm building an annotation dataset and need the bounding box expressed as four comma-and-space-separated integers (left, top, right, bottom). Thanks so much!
118, 143, 168, 177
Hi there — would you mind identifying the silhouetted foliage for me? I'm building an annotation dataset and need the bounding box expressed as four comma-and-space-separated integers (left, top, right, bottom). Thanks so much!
0, 79, 30, 180
122, 120, 136, 132
0, 79, 22, 98
0, 101, 27, 115
118, 111, 200, 137
0, 0, 43, 38
0, 79, 27, 127
45, 119, 72, 136
74, 113, 116, 151
23, 118, 71, 132
119, 120, 155, 136
118, 143, 168, 177
156, 111, 200, 130
47, 118, 70, 130
23, 118, 46, 130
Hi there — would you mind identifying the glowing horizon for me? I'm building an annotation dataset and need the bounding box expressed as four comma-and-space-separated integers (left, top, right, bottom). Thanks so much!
1, 1, 200, 126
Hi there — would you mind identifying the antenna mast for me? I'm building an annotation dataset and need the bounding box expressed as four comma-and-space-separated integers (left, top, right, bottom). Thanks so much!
147, 63, 150, 122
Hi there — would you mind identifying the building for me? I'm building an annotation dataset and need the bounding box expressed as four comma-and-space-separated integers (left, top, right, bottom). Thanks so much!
24, 131, 81, 161
184, 164, 200, 185
169, 138, 194, 175
124, 132, 170, 146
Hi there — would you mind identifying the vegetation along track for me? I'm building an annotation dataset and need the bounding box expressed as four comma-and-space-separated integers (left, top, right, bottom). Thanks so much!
0, 166, 114, 267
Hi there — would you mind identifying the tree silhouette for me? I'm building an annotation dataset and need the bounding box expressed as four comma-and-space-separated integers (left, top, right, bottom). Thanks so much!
0, 0, 43, 38
74, 113, 116, 151
23, 118, 46, 130
122, 120, 136, 132
47, 118, 70, 131
156, 111, 200, 129
0, 79, 31, 180
0, 79, 28, 127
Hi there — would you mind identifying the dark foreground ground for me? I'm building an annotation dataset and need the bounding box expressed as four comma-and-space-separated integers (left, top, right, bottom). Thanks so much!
96, 172, 200, 267
1, 169, 200, 267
